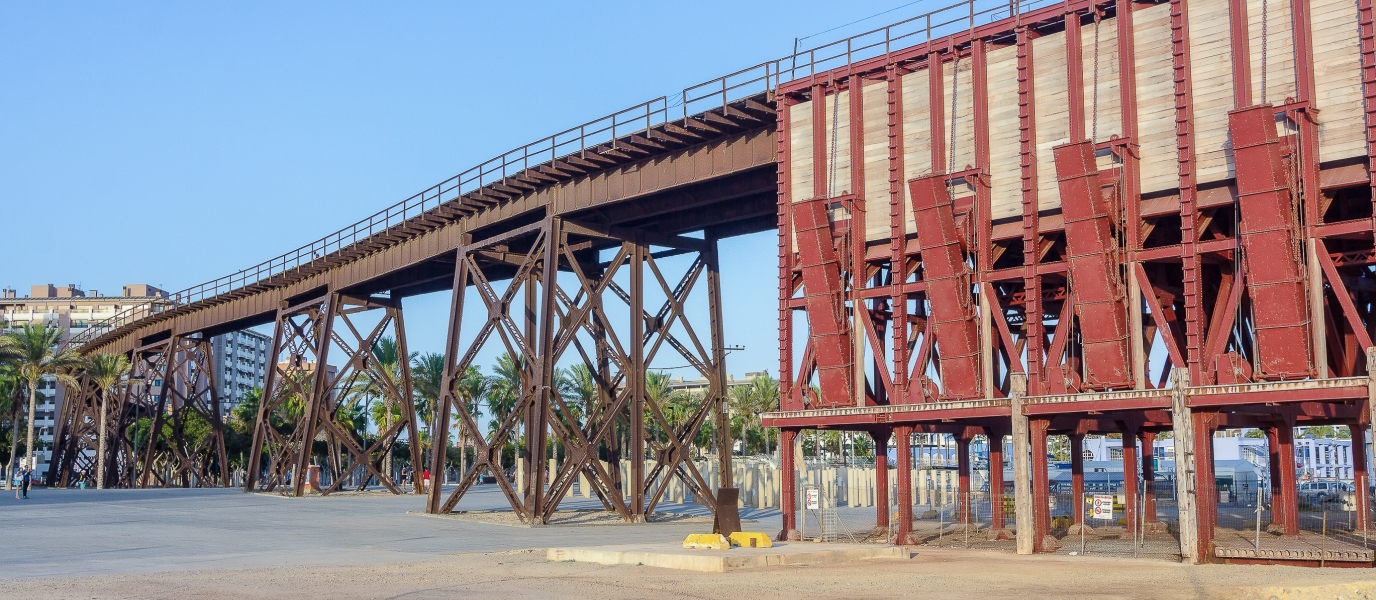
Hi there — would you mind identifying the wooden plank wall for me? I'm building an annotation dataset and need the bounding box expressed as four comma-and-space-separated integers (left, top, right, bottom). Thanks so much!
1135, 3, 1177, 193
786, 0, 1368, 243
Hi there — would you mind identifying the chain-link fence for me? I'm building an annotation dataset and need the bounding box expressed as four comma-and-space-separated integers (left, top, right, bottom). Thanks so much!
1212, 481, 1376, 561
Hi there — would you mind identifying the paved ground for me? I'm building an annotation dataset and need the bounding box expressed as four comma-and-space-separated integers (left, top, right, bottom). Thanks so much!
5, 485, 1376, 599
0, 484, 778, 579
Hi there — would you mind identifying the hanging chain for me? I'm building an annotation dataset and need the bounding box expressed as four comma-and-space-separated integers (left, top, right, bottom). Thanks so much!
1092, 10, 1101, 142
948, 53, 970, 316
1261, 0, 1270, 104
948, 55, 961, 185
829, 90, 840, 200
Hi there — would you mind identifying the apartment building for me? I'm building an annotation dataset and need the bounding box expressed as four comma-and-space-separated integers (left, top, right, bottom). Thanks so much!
0, 283, 173, 479
0, 284, 277, 479
211, 330, 271, 415
667, 371, 771, 396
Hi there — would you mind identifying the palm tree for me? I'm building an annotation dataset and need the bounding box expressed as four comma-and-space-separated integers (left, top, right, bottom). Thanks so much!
345, 337, 416, 479
1, 324, 83, 484
453, 366, 488, 481
562, 363, 598, 419
645, 371, 674, 443
0, 366, 23, 490
411, 353, 445, 461
485, 353, 524, 473
85, 353, 131, 489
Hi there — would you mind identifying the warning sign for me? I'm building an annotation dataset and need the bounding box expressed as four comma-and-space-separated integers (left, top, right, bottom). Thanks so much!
1091, 495, 1114, 520
805, 489, 820, 510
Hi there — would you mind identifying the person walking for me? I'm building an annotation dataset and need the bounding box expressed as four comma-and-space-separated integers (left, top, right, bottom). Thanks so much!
422, 468, 430, 493
18, 462, 32, 499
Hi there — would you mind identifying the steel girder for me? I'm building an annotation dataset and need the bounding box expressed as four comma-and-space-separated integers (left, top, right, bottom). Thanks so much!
46, 375, 104, 487
123, 335, 229, 488
426, 216, 734, 524
243, 292, 422, 497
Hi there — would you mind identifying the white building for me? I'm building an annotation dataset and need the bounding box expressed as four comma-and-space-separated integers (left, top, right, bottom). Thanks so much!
0, 283, 173, 480
0, 284, 272, 479
1083, 430, 1361, 484
211, 329, 270, 416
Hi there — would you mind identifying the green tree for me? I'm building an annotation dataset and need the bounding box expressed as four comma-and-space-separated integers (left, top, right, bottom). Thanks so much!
345, 337, 416, 477
232, 387, 263, 433
1, 324, 83, 487
485, 354, 524, 473
452, 365, 489, 478
411, 352, 446, 460
0, 366, 24, 483
85, 352, 131, 489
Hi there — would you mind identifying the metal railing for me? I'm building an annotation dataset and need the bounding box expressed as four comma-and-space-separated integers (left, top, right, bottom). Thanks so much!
71, 0, 1060, 350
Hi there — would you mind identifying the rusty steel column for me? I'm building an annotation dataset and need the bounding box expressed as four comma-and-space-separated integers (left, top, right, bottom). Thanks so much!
778, 427, 800, 541
1265, 425, 1287, 531
708, 235, 733, 491
1016, 26, 1045, 394
873, 429, 891, 530
428, 242, 470, 514
1276, 421, 1300, 535
1070, 433, 1085, 527
629, 239, 646, 518
895, 425, 914, 544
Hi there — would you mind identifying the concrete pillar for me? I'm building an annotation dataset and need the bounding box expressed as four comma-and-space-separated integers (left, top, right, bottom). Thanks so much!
874, 430, 890, 529
778, 428, 799, 541
1140, 431, 1157, 523
1276, 421, 1300, 536
1010, 373, 1034, 555
1070, 433, 1085, 526
1352, 422, 1370, 534
1031, 418, 1056, 552
896, 425, 913, 544
987, 427, 1006, 531
1169, 368, 1199, 563
957, 434, 972, 524
1122, 427, 1139, 534
918, 469, 928, 505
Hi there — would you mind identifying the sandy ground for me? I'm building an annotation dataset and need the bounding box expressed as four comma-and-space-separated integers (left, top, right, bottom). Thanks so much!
4, 546, 1376, 600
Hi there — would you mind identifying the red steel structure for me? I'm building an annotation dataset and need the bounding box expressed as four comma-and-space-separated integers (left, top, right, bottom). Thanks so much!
42, 0, 1376, 568
762, 0, 1376, 566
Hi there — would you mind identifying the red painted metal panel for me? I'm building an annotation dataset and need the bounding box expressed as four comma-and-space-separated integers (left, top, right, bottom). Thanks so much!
792, 197, 853, 407
1228, 105, 1313, 379
1052, 140, 1132, 389
909, 174, 982, 399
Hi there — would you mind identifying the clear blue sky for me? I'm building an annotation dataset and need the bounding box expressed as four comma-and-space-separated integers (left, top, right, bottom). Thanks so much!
1, 1, 945, 385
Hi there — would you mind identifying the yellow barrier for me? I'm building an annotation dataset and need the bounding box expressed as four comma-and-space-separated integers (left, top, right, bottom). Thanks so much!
728, 532, 772, 548
682, 533, 731, 550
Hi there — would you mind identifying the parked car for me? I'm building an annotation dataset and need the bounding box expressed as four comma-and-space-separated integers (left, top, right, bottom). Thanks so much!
1298, 480, 1340, 504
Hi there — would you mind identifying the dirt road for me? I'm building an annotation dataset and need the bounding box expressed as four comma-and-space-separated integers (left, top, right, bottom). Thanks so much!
4, 547, 1373, 599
